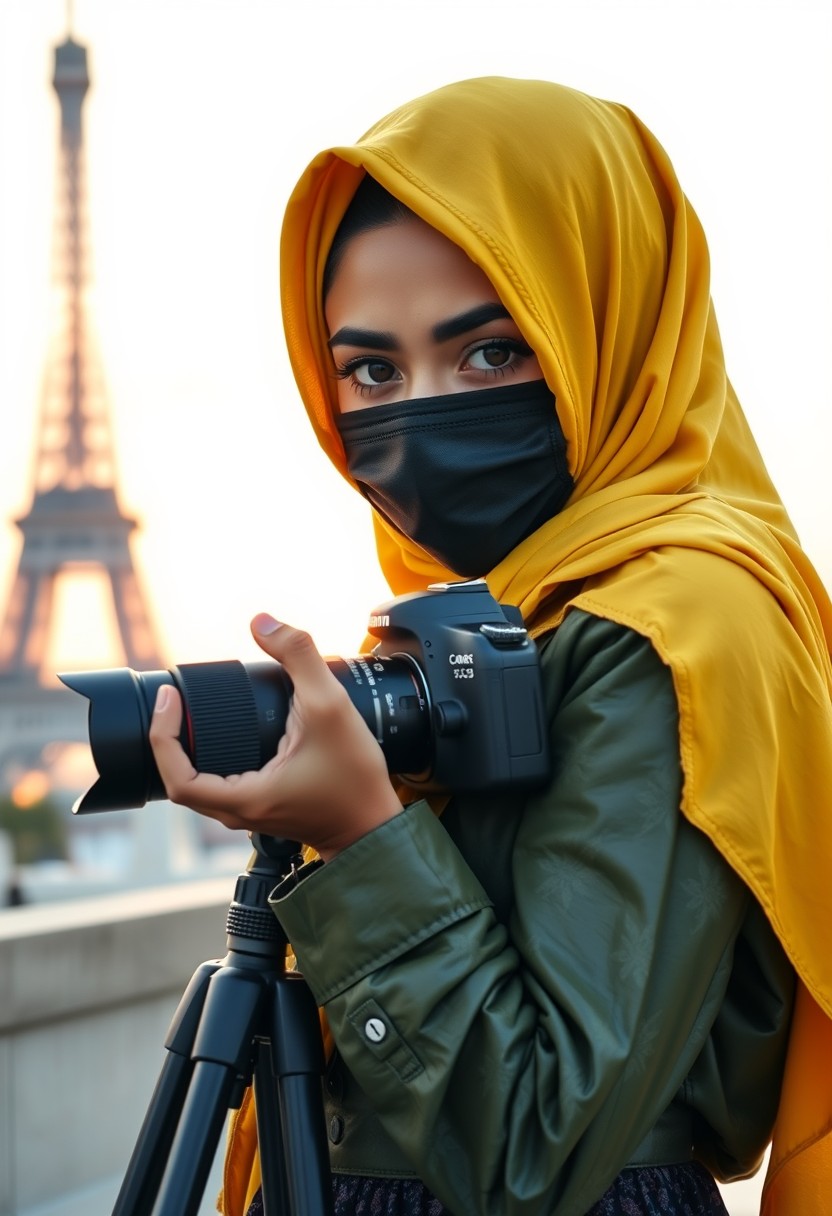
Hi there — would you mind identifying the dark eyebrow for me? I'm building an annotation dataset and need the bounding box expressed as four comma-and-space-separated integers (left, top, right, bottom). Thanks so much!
327, 326, 398, 351
432, 302, 511, 344
327, 302, 513, 352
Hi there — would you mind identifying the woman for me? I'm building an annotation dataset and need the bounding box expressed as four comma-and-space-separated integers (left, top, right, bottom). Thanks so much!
150, 78, 832, 1214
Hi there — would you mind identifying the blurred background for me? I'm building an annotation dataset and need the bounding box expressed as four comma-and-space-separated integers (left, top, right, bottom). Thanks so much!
0, 1, 828, 1209
0, 0, 829, 900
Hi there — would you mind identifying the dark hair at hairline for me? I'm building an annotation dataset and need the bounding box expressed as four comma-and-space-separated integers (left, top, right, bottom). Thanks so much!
322, 175, 415, 300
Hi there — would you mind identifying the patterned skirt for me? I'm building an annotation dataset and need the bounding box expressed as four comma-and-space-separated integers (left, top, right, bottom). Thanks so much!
245, 1162, 728, 1214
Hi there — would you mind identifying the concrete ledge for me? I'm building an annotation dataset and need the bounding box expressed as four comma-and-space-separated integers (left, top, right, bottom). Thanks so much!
0, 879, 246, 1214
0, 878, 235, 1031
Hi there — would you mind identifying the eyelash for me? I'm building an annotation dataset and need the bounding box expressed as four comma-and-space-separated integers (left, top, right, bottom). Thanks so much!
333, 357, 397, 397
333, 338, 534, 397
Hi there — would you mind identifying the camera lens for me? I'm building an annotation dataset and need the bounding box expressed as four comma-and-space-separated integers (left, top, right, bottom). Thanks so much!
59, 654, 431, 814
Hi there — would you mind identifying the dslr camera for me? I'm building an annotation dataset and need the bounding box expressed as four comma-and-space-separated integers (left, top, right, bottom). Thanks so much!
61, 579, 550, 814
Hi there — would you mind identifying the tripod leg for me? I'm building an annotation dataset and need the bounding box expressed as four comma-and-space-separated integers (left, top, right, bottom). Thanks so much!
112, 961, 219, 1216
155, 1060, 241, 1215
112, 1052, 193, 1215
111, 837, 329, 1216
253, 1041, 291, 1216
266, 972, 334, 1216
153, 964, 270, 1216
277, 1074, 335, 1216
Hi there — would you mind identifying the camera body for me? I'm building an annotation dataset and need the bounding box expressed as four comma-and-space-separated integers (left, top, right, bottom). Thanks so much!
60, 580, 550, 814
368, 579, 549, 792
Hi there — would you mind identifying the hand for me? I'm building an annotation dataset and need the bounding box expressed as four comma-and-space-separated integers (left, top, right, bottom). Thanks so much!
148, 614, 403, 860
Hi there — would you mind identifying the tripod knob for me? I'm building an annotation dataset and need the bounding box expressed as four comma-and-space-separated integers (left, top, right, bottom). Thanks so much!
226, 901, 284, 942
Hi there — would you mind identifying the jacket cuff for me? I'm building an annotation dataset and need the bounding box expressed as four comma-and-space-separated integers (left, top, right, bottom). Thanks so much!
269, 801, 493, 1004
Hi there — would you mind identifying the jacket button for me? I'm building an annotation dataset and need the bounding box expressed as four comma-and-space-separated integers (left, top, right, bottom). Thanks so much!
364, 1017, 387, 1042
329, 1116, 345, 1145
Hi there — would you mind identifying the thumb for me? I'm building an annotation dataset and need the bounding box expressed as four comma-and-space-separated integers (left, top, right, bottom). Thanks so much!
250, 614, 333, 695
251, 612, 285, 649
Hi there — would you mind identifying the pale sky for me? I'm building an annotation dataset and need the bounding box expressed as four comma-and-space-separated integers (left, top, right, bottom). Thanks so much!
0, 0, 829, 673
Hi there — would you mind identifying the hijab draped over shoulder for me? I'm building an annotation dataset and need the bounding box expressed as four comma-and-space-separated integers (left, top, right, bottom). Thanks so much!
279, 77, 832, 1212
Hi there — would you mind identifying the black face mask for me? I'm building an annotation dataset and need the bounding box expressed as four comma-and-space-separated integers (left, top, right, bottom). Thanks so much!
336, 379, 572, 577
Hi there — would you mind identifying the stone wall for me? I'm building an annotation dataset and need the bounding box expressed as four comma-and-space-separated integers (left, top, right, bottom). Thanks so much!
0, 879, 234, 1215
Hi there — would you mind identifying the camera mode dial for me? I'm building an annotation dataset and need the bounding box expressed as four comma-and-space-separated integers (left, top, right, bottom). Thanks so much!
479, 622, 529, 648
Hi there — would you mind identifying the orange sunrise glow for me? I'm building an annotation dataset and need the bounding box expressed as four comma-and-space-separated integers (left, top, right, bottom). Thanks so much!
0, 1, 829, 671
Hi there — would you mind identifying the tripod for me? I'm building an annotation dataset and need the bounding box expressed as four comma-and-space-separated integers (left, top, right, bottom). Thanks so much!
112, 834, 334, 1216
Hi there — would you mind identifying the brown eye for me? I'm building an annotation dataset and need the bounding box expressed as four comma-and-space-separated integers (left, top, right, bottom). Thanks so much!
467, 339, 532, 373
354, 359, 398, 385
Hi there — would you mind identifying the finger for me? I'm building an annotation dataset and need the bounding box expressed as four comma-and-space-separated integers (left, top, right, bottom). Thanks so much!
149, 685, 267, 818
148, 684, 197, 789
250, 615, 339, 703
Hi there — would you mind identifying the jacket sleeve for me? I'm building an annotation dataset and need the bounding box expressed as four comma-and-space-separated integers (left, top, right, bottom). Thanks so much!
270, 612, 753, 1215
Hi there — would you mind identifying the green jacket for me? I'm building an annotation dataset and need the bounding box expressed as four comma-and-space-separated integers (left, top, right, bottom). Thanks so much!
271, 610, 795, 1215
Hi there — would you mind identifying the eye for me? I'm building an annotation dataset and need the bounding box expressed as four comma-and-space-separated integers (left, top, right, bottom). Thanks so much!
465, 338, 533, 373
334, 357, 401, 391
352, 359, 398, 386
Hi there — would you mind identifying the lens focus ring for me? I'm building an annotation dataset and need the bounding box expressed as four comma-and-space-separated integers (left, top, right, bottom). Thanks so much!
176, 660, 262, 776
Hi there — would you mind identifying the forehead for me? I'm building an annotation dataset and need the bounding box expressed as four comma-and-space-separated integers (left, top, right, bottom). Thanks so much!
324, 216, 500, 320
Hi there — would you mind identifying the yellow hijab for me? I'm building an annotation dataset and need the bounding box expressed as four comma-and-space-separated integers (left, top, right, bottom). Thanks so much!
227, 77, 832, 1214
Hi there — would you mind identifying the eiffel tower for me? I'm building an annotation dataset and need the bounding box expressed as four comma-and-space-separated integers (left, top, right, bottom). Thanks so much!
0, 28, 164, 789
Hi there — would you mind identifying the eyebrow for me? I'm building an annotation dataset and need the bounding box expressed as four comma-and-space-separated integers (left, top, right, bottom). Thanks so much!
327, 302, 513, 351
328, 326, 397, 351
432, 302, 511, 343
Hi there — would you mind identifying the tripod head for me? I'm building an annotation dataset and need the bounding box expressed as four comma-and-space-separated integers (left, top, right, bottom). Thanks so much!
224, 833, 304, 962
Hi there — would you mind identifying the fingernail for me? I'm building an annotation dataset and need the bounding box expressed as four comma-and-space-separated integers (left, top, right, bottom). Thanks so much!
155, 685, 171, 714
253, 613, 283, 636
